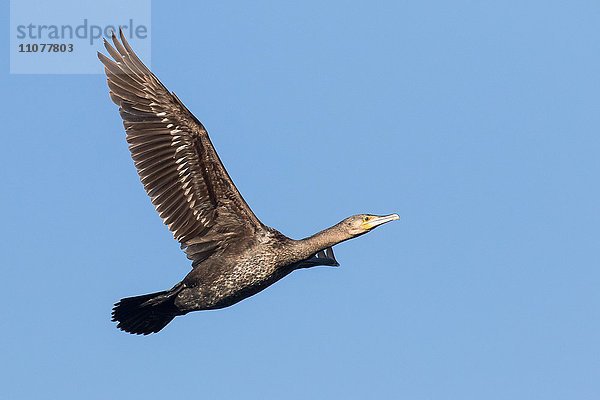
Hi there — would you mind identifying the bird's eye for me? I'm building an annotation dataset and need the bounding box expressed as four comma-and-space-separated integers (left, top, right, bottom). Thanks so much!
363, 216, 369, 222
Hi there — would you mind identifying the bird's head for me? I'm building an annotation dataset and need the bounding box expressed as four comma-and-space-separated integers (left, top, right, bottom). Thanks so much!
341, 213, 400, 237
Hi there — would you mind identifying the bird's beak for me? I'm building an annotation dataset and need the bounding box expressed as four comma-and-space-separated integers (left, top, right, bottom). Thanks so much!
362, 213, 400, 230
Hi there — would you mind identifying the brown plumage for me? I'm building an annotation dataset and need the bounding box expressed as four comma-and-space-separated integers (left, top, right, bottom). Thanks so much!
99, 29, 399, 335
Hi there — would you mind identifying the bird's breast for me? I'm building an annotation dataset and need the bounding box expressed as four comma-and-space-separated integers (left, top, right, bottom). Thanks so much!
177, 245, 294, 311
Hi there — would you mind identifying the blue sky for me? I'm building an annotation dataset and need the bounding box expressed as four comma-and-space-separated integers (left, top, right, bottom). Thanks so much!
2, 1, 599, 399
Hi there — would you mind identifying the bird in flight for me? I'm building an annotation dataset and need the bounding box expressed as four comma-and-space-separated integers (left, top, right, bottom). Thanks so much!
99, 29, 399, 335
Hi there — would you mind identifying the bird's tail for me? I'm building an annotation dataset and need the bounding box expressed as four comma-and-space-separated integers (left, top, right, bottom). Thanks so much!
111, 283, 184, 335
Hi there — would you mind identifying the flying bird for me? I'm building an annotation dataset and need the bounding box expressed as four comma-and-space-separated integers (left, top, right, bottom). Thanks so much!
99, 29, 399, 335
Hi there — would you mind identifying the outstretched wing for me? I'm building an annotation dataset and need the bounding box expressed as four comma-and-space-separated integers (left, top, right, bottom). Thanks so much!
98, 29, 262, 258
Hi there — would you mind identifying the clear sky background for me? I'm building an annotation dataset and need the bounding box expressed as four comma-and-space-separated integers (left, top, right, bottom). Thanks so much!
1, 1, 599, 399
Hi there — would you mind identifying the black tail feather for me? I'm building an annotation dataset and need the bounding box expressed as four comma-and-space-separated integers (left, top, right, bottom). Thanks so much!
112, 284, 183, 335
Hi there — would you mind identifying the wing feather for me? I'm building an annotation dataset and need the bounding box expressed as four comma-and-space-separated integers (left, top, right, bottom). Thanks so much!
99, 29, 262, 252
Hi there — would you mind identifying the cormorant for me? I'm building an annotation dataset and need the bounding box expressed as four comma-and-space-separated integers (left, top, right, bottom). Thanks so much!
99, 29, 399, 335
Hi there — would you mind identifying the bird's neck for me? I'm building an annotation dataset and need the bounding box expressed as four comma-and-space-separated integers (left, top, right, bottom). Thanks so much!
294, 225, 351, 260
